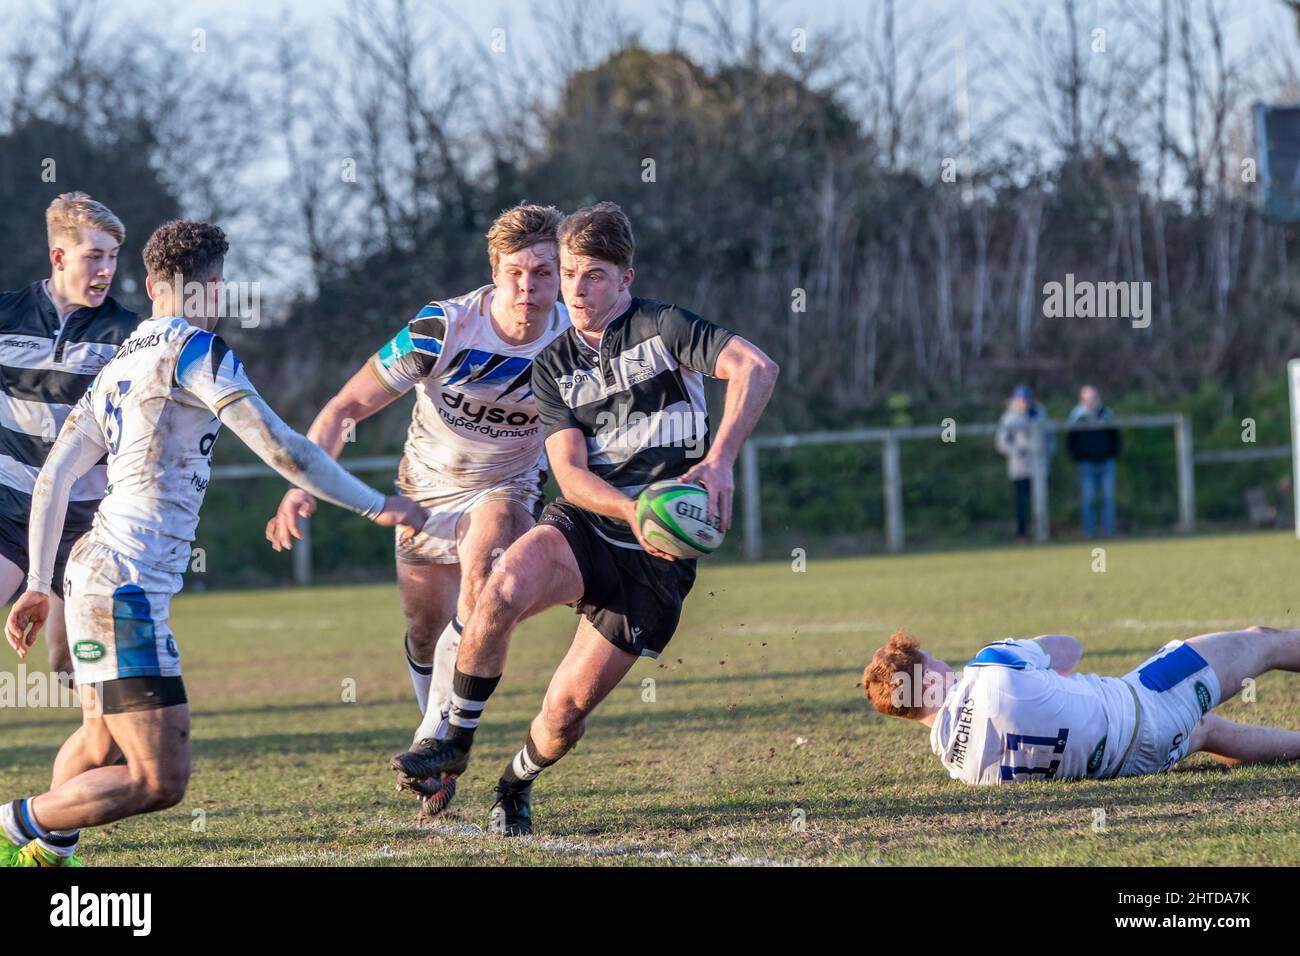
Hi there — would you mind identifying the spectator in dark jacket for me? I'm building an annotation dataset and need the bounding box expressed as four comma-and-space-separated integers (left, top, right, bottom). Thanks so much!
1066, 385, 1121, 537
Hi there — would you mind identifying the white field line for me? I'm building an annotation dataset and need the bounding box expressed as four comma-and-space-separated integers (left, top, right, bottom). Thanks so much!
233, 817, 809, 867
225, 618, 1290, 638
1111, 619, 1293, 631
715, 619, 1294, 636
702, 621, 884, 635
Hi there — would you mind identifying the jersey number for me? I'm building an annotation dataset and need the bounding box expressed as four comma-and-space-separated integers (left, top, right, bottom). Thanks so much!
104, 381, 132, 454
1000, 728, 1070, 781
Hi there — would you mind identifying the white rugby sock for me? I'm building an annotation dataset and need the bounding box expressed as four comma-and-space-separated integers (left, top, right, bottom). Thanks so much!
412, 616, 463, 745
405, 633, 433, 715
1, 801, 28, 845
2, 798, 77, 855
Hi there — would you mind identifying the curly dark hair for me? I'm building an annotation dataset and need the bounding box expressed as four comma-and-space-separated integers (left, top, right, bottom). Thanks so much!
142, 219, 229, 284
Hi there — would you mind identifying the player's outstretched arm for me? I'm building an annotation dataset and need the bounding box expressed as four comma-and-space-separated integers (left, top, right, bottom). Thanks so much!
308, 362, 405, 457
679, 336, 778, 532
1033, 635, 1084, 675
6, 409, 107, 657
221, 394, 426, 535
266, 362, 406, 550
544, 428, 677, 561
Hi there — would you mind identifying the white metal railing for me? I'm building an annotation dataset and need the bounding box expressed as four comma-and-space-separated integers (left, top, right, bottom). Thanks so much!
738, 414, 1193, 559
210, 415, 1295, 580
211, 455, 401, 585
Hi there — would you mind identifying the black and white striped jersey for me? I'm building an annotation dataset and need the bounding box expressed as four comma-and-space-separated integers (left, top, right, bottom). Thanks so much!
0, 281, 139, 532
531, 297, 734, 546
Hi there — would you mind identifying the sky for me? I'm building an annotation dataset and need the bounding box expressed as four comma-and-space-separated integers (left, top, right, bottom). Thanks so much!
25, 0, 1286, 170
1, 0, 1294, 300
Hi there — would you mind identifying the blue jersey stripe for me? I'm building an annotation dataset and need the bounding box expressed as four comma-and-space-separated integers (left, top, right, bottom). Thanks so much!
966, 646, 1029, 669
112, 585, 161, 677
175, 330, 214, 388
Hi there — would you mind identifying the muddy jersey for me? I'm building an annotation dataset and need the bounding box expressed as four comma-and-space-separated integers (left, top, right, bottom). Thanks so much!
68, 315, 257, 573
929, 639, 1138, 784
367, 285, 569, 488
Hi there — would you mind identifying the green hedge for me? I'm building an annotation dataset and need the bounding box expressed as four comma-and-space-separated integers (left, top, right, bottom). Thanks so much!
181, 376, 1295, 586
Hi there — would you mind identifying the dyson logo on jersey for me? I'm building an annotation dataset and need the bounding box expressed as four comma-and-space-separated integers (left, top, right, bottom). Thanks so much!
440, 391, 539, 427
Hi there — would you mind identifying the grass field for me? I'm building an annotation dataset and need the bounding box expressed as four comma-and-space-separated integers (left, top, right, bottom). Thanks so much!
3, 531, 1299, 866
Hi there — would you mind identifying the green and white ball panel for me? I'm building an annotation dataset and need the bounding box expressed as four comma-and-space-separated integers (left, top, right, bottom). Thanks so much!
635, 481, 725, 558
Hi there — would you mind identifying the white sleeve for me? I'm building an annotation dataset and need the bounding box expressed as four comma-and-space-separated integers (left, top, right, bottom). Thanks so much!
216, 394, 386, 519
26, 408, 109, 594
174, 328, 259, 414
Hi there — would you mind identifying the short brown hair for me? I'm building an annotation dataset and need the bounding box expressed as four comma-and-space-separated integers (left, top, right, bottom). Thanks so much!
862, 630, 928, 718
46, 191, 125, 248
486, 203, 562, 271
142, 219, 229, 285
557, 201, 634, 269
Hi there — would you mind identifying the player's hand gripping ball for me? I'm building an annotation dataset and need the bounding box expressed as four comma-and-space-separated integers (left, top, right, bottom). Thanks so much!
635, 480, 725, 559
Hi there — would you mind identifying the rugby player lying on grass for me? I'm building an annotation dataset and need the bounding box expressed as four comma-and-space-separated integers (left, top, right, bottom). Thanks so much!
862, 628, 1300, 783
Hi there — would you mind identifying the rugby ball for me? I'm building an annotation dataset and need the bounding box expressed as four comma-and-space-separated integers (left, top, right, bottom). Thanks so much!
635, 480, 724, 558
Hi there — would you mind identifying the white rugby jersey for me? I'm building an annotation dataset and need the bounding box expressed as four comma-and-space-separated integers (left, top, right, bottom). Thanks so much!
67, 315, 257, 573
929, 639, 1138, 784
368, 285, 569, 488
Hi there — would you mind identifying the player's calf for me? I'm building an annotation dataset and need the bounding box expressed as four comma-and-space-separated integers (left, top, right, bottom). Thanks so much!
396, 560, 458, 672
390, 527, 581, 783
51, 719, 121, 787
1190, 712, 1300, 767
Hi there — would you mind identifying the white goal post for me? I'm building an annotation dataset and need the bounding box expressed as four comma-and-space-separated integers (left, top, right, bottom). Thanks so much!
1291, 359, 1300, 539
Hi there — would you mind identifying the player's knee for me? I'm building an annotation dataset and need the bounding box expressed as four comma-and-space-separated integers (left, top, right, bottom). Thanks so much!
148, 776, 188, 812
133, 767, 189, 811
541, 692, 587, 738
482, 570, 528, 624
404, 616, 442, 658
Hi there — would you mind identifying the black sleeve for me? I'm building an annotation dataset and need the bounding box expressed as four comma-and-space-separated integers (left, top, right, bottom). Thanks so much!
530, 352, 579, 439
656, 304, 736, 377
